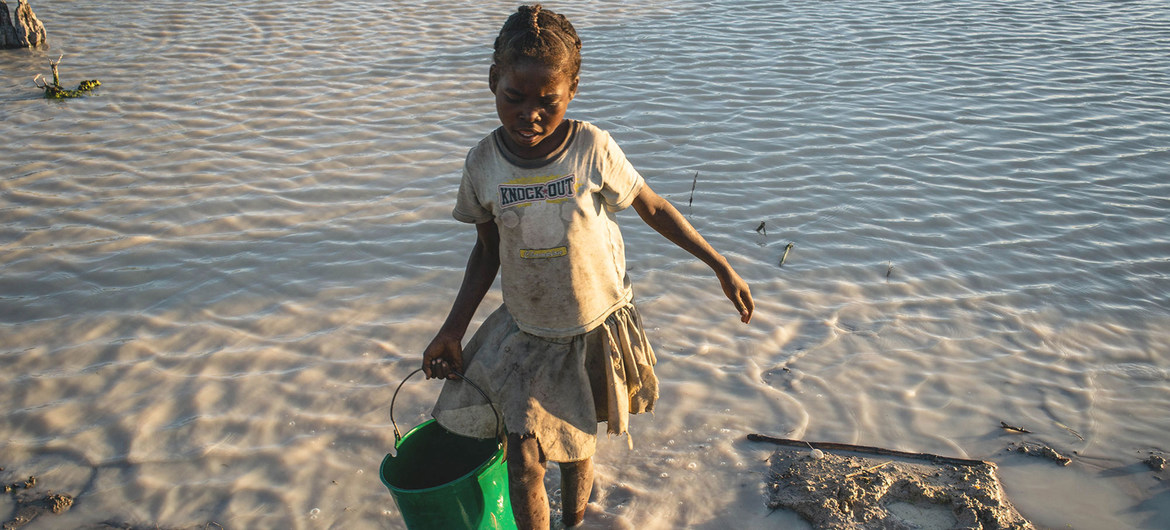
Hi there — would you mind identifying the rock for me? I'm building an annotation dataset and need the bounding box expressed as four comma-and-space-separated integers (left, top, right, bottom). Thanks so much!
44, 492, 73, 514
3, 0, 47, 49
0, 1, 19, 48
1005, 441, 1072, 466
1, 472, 73, 530
14, 0, 47, 48
1146, 455, 1166, 472
3, 492, 73, 529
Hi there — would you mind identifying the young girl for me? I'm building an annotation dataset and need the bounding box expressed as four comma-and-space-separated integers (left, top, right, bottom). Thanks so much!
422, 5, 754, 527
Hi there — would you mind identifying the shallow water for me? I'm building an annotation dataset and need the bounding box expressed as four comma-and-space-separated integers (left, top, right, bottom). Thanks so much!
2, 0, 1168, 528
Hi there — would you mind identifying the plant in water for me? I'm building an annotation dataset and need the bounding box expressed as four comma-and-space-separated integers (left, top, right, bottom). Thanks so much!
32, 53, 99, 99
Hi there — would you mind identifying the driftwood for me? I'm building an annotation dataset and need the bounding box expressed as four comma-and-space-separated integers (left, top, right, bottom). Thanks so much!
32, 54, 100, 99
747, 433, 993, 467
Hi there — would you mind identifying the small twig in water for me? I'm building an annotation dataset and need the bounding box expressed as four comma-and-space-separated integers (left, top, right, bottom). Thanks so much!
50, 53, 64, 86
1000, 421, 1031, 434
755, 221, 766, 235
779, 242, 794, 267
688, 172, 698, 208
886, 261, 894, 281
1055, 421, 1084, 441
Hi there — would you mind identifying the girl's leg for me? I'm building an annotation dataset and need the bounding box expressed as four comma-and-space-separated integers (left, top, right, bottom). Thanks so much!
507, 433, 549, 529
558, 457, 593, 527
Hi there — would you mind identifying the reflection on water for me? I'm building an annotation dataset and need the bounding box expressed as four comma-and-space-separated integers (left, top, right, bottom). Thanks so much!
2, 0, 1168, 528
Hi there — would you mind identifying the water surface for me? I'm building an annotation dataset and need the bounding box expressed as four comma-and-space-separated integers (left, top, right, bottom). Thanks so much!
2, 0, 1168, 528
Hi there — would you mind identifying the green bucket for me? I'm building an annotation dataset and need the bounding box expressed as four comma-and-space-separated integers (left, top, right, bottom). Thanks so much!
380, 369, 515, 529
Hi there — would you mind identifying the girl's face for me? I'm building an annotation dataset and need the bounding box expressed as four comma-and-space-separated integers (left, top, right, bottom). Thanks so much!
490, 61, 578, 159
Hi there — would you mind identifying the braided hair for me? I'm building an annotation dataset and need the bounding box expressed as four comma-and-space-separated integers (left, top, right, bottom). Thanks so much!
493, 4, 582, 81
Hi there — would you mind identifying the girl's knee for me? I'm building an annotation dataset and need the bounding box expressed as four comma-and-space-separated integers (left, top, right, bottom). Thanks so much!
559, 457, 591, 469
507, 433, 547, 479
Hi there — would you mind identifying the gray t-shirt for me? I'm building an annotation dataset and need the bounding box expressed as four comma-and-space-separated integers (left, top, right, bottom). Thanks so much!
453, 121, 645, 337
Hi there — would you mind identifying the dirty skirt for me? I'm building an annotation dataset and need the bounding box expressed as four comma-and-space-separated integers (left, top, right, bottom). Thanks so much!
432, 302, 658, 463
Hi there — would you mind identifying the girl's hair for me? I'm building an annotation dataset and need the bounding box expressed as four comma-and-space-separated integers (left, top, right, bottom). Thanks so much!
493, 4, 582, 80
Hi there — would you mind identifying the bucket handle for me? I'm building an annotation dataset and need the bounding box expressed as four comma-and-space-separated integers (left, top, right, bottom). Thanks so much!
390, 368, 503, 445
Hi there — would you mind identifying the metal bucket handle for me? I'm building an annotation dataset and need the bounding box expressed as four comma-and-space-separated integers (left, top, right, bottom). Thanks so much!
390, 368, 503, 445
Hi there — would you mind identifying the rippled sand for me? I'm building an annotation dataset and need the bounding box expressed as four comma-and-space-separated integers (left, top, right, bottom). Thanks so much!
2, 1, 1168, 528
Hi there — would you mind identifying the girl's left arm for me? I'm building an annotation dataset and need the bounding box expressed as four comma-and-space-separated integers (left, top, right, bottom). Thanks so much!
631, 184, 754, 323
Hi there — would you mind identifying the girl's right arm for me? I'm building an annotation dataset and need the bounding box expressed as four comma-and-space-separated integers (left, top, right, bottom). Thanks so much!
422, 221, 500, 380
631, 185, 754, 323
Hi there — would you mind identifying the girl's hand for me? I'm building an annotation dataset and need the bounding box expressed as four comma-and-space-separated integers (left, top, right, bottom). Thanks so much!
717, 267, 754, 323
422, 333, 464, 380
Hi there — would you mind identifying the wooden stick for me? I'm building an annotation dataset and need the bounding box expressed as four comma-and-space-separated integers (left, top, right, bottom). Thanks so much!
747, 433, 992, 467
779, 242, 794, 267
845, 461, 893, 478
50, 53, 64, 86
1000, 421, 1031, 434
